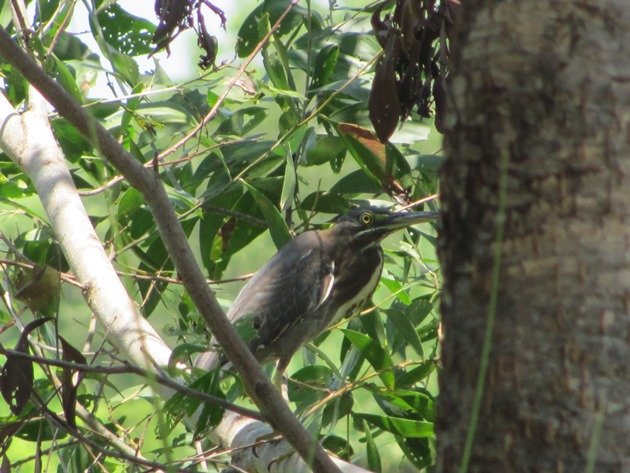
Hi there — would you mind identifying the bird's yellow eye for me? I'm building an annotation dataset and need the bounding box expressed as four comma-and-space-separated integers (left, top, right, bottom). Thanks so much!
360, 212, 373, 224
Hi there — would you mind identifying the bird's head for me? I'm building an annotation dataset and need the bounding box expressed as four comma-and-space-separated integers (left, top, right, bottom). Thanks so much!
329, 206, 439, 248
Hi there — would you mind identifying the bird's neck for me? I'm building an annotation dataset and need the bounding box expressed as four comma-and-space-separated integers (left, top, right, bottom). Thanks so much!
328, 243, 384, 320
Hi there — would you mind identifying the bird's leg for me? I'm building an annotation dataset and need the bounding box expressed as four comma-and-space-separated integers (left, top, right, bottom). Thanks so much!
273, 358, 290, 402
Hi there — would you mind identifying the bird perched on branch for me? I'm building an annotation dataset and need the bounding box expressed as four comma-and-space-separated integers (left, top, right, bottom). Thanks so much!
195, 206, 439, 389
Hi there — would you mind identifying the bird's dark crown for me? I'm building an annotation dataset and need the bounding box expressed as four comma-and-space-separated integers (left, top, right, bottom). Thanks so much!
334, 206, 394, 226
329, 205, 438, 246
331, 206, 400, 244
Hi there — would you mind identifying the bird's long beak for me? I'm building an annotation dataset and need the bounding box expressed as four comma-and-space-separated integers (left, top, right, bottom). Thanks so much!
380, 210, 440, 232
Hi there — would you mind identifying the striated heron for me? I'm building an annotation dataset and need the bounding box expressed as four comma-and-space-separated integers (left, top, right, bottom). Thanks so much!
195, 206, 439, 388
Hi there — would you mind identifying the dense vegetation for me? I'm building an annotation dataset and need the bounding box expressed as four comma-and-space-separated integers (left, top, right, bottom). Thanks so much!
0, 1, 446, 471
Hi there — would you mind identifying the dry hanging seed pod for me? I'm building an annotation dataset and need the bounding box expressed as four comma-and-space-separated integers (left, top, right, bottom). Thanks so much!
152, 0, 225, 68
368, 0, 459, 142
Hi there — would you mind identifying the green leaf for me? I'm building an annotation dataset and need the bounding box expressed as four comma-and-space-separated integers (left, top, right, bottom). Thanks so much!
279, 147, 296, 211
108, 49, 139, 86
257, 12, 300, 129
198, 187, 242, 276
15, 418, 65, 441
355, 413, 434, 438
386, 308, 424, 359
51, 32, 98, 62
329, 170, 380, 195
0, 174, 31, 198
214, 195, 267, 263
169, 343, 208, 365
372, 388, 435, 421
261, 20, 290, 91
135, 102, 195, 126
237, 1, 321, 58
362, 419, 382, 473
341, 329, 395, 389
304, 135, 346, 166
262, 83, 306, 100
52, 57, 82, 102
321, 435, 354, 461
241, 180, 291, 249
407, 298, 434, 326
285, 125, 309, 149
216, 106, 267, 136
397, 436, 435, 470
165, 186, 198, 214
406, 153, 445, 174
389, 121, 431, 144
288, 365, 332, 406
96, 3, 156, 56
58, 443, 91, 470
384, 142, 413, 181
380, 277, 411, 305
299, 192, 349, 214
2, 64, 28, 104
52, 119, 93, 162
117, 187, 143, 217
360, 310, 387, 347
309, 44, 340, 94
164, 371, 225, 435
36, 0, 63, 25
231, 317, 261, 347
322, 392, 354, 428
396, 360, 437, 388
298, 31, 381, 64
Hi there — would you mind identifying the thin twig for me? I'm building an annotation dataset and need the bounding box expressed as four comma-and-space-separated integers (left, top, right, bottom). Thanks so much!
399, 193, 440, 210
78, 138, 245, 197
0, 346, 265, 422
0, 257, 84, 288
44, 0, 77, 55
232, 51, 381, 183
156, 0, 300, 161
34, 398, 199, 472
301, 359, 437, 420
0, 258, 253, 287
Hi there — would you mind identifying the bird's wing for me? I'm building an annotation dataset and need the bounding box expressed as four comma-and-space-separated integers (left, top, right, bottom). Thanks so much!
228, 232, 331, 345
194, 231, 332, 370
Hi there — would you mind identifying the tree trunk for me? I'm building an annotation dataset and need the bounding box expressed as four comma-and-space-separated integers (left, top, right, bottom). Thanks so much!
437, 1, 629, 472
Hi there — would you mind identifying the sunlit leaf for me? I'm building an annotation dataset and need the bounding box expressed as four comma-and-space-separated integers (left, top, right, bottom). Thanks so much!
241, 180, 291, 249
309, 44, 340, 95
355, 413, 434, 438
386, 308, 424, 359
96, 3, 155, 56
341, 329, 395, 390
362, 419, 382, 473
237, 1, 322, 58
280, 148, 296, 211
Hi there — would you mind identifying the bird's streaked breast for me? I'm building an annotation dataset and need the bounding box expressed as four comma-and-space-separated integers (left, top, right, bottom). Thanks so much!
326, 247, 384, 328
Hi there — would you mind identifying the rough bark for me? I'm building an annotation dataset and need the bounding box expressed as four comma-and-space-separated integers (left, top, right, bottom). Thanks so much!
438, 1, 629, 472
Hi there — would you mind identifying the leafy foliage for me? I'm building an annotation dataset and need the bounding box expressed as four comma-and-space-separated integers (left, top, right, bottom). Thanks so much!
0, 0, 442, 471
